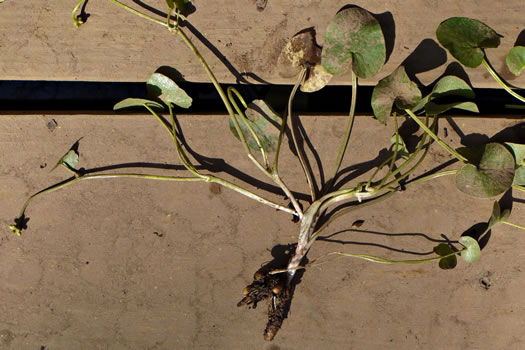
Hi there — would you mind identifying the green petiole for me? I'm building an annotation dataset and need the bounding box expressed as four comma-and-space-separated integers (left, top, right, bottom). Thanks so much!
405, 110, 468, 163
482, 58, 525, 103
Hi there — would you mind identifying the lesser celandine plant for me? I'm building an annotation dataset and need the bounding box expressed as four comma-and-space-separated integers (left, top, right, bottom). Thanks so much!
7, 1, 525, 340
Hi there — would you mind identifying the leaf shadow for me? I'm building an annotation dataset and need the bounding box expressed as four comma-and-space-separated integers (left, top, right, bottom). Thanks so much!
171, 116, 311, 203
76, 0, 91, 24
131, 1, 269, 85
401, 39, 447, 87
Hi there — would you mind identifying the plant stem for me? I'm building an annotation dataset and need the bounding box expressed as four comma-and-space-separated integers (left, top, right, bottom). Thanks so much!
482, 58, 525, 103
270, 249, 462, 274
512, 184, 525, 193
108, 0, 184, 26
143, 104, 173, 135
405, 169, 458, 186
227, 87, 270, 169
107, 0, 301, 216
378, 113, 400, 189
313, 191, 397, 238
405, 110, 467, 163
366, 116, 432, 190
274, 69, 306, 172
16, 172, 297, 221
382, 134, 433, 189
505, 104, 525, 110
167, 103, 204, 178
501, 220, 525, 231
72, 0, 85, 27
287, 70, 316, 201
324, 72, 357, 193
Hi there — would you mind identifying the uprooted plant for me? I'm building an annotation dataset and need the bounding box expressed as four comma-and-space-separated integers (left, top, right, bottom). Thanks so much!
8, 1, 525, 341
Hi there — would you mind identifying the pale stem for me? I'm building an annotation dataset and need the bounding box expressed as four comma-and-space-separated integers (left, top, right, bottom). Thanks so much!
107, 0, 301, 216
324, 71, 358, 193
377, 113, 400, 189
72, 0, 85, 27
482, 58, 525, 103
16, 172, 297, 221
287, 70, 316, 201
142, 104, 174, 136
512, 184, 525, 193
271, 249, 463, 274
227, 87, 270, 169
405, 169, 458, 186
366, 115, 431, 189
501, 221, 525, 231
405, 110, 467, 163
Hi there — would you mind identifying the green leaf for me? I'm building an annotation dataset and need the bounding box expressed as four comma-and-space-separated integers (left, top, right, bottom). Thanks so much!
505, 142, 525, 166
113, 98, 164, 111
147, 73, 192, 109
456, 143, 515, 198
61, 150, 79, 168
430, 76, 476, 99
412, 75, 477, 115
433, 244, 458, 269
424, 101, 479, 115
371, 66, 421, 124
506, 46, 525, 76
167, 0, 190, 11
488, 200, 501, 229
505, 142, 525, 185
436, 17, 501, 68
501, 208, 511, 222
229, 100, 281, 152
459, 236, 481, 263
321, 7, 386, 78
52, 149, 79, 172
513, 167, 525, 186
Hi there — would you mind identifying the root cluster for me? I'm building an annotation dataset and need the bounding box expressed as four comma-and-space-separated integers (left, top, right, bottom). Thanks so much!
237, 268, 291, 341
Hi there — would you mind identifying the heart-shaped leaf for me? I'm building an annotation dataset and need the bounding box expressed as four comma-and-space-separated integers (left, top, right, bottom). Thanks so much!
429, 76, 476, 99
277, 30, 321, 78
321, 7, 386, 78
371, 66, 421, 124
412, 75, 476, 114
433, 243, 458, 269
229, 100, 281, 153
459, 236, 481, 263
147, 73, 192, 109
456, 143, 515, 198
436, 17, 501, 68
113, 98, 164, 111
505, 142, 525, 185
506, 46, 525, 76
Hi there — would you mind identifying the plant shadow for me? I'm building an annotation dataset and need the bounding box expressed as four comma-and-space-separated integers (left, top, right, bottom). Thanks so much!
131, 1, 268, 85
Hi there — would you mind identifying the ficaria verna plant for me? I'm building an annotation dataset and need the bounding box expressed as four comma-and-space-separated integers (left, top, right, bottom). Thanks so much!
7, 1, 525, 340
